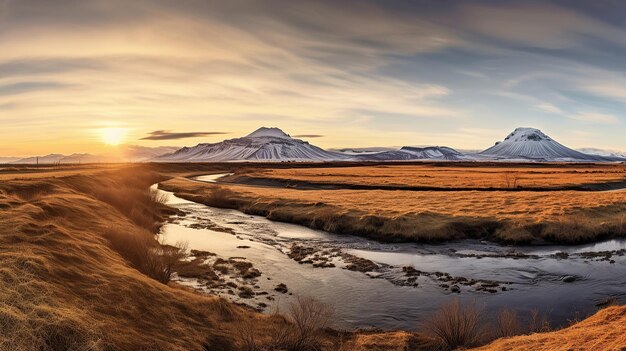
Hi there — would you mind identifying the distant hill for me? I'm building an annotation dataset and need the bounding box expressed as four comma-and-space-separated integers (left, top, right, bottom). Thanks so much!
577, 147, 626, 159
351, 146, 469, 161
0, 156, 22, 164
9, 145, 180, 164
155, 127, 350, 162
479, 127, 625, 162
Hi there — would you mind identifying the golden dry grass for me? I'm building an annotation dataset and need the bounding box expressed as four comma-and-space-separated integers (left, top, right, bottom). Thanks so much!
339, 331, 434, 351
240, 164, 626, 189
475, 305, 626, 351
0, 166, 287, 350
0, 164, 130, 181
162, 173, 626, 243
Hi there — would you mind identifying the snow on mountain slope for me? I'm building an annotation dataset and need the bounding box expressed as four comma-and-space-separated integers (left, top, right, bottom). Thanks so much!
401, 146, 469, 160
352, 150, 420, 161
331, 147, 397, 155
349, 146, 470, 161
155, 127, 349, 162
245, 127, 291, 139
577, 148, 626, 159
480, 128, 623, 162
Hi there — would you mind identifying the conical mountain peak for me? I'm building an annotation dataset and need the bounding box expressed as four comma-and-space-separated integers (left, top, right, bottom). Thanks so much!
246, 127, 291, 139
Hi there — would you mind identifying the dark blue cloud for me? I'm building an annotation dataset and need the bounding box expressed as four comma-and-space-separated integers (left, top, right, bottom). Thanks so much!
141, 130, 229, 140
0, 81, 74, 97
0, 58, 106, 78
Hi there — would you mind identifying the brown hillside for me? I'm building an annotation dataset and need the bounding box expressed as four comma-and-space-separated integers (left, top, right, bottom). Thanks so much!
475, 305, 626, 351
0, 167, 279, 350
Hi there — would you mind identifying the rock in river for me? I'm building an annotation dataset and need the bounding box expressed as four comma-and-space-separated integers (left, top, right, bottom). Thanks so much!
562, 275, 576, 283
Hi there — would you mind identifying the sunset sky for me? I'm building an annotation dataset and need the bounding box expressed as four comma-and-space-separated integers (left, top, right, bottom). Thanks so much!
2, 0, 626, 156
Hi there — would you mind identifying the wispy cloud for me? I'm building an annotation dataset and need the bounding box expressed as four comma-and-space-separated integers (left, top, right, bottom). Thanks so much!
535, 103, 563, 114
458, 3, 625, 49
141, 130, 229, 140
2, 0, 626, 153
0, 81, 74, 96
583, 82, 626, 100
570, 112, 620, 125
0, 102, 16, 110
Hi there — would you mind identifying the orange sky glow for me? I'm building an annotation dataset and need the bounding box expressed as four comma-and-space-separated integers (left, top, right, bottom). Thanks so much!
1, 1, 626, 157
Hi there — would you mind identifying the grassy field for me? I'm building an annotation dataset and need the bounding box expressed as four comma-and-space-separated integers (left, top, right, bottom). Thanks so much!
161, 163, 626, 244
1, 162, 625, 350
236, 163, 626, 189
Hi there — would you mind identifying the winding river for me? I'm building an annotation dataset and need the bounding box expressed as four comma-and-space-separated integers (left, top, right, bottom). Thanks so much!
153, 174, 626, 330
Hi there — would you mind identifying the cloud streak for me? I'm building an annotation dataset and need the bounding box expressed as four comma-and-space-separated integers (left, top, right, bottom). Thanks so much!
141, 130, 229, 141
570, 112, 620, 125
0, 81, 74, 97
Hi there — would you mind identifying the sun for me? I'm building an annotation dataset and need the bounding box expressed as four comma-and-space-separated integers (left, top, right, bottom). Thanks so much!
100, 127, 126, 145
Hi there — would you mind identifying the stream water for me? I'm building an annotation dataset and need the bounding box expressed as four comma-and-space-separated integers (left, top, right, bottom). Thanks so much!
154, 174, 626, 330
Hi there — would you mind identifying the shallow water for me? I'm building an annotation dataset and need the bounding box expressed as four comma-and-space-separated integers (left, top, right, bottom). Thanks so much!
154, 174, 626, 330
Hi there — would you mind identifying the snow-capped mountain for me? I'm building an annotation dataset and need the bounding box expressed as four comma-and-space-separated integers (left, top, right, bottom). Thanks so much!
353, 146, 469, 161
400, 146, 469, 160
331, 147, 397, 155
479, 128, 623, 162
245, 127, 291, 139
155, 127, 349, 162
353, 150, 421, 161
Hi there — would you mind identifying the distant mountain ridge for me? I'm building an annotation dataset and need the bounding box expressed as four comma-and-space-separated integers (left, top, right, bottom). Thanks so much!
400, 146, 469, 160
330, 147, 397, 155
155, 126, 626, 163
350, 146, 470, 161
5, 145, 180, 164
577, 147, 626, 159
4, 127, 624, 164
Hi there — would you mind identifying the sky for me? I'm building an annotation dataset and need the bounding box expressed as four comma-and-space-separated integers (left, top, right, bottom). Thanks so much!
2, 0, 626, 156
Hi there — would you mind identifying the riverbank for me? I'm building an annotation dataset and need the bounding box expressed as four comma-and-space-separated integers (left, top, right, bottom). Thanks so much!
0, 166, 297, 350
160, 172, 626, 245
156, 176, 625, 332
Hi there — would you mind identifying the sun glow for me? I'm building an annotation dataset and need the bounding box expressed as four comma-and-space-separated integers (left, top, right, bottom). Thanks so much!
100, 128, 126, 145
